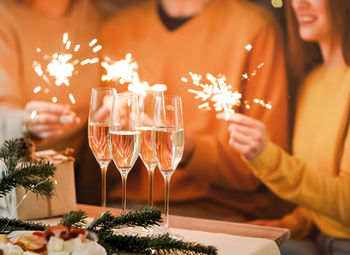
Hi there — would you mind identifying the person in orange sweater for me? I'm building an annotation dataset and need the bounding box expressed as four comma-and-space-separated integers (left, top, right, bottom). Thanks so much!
219, 0, 350, 253
101, 0, 294, 220
0, 0, 101, 151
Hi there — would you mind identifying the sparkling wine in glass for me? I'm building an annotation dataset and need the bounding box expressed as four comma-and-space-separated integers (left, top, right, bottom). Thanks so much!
88, 87, 116, 212
138, 90, 163, 207
109, 92, 141, 211
154, 95, 184, 230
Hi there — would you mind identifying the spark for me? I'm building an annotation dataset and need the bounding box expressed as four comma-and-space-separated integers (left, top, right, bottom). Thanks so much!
92, 45, 102, 53
80, 59, 90, 66
36, 48, 41, 53
52, 97, 58, 103
101, 53, 167, 93
63, 33, 68, 44
90, 58, 99, 64
73, 44, 80, 52
89, 38, 98, 47
249, 98, 272, 109
241, 62, 265, 80
30, 110, 37, 119
68, 93, 76, 104
245, 44, 252, 51
33, 61, 43, 76
65, 41, 71, 50
198, 102, 209, 109
33, 86, 41, 94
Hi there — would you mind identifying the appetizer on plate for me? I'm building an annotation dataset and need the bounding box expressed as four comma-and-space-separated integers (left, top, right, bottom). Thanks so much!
0, 224, 106, 255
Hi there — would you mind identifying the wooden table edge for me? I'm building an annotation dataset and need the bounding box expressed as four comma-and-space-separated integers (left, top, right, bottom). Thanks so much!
77, 204, 290, 247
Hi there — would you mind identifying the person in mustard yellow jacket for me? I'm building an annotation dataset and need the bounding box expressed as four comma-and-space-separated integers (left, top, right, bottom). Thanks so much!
101, 0, 294, 220
219, 0, 350, 254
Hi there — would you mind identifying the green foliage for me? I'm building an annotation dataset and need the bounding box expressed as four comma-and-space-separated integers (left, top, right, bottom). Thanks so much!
99, 232, 217, 255
61, 210, 88, 228
87, 207, 161, 232
0, 138, 56, 198
0, 208, 217, 255
0, 217, 46, 232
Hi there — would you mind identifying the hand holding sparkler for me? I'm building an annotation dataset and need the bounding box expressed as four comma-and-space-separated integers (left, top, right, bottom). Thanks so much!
24, 101, 80, 139
216, 112, 267, 161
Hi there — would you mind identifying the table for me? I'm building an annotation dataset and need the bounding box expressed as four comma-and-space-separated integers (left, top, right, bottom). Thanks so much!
35, 204, 290, 255
77, 204, 290, 247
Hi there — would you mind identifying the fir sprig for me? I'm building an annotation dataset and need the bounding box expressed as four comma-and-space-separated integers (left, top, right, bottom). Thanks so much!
87, 207, 162, 232
99, 232, 217, 255
0, 138, 56, 198
61, 210, 88, 228
0, 217, 46, 232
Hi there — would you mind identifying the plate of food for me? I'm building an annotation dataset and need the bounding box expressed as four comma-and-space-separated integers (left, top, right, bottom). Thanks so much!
0, 224, 106, 255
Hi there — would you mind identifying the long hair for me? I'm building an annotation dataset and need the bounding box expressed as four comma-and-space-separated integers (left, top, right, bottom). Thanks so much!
285, 0, 350, 84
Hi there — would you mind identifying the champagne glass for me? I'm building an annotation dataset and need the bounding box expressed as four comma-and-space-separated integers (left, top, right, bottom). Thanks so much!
138, 90, 163, 207
109, 92, 141, 211
154, 95, 184, 230
88, 87, 116, 212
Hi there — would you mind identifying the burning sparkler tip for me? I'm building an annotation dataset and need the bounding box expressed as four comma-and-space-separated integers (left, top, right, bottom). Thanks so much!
245, 44, 253, 51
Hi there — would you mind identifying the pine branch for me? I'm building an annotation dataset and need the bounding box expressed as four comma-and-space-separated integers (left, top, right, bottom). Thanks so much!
98, 232, 218, 255
17, 161, 55, 179
61, 210, 88, 228
0, 139, 23, 174
0, 161, 56, 198
0, 138, 56, 198
0, 217, 46, 232
87, 207, 162, 232
0, 139, 23, 161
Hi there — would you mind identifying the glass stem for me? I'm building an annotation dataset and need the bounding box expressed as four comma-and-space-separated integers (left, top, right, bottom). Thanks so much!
164, 175, 171, 229
121, 173, 128, 211
100, 164, 108, 212
148, 167, 155, 207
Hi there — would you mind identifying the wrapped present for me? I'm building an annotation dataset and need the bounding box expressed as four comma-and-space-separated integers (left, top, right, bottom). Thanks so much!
0, 161, 17, 218
16, 149, 77, 220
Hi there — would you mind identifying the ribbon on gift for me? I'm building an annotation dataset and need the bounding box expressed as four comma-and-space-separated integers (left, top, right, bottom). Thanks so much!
34, 149, 74, 164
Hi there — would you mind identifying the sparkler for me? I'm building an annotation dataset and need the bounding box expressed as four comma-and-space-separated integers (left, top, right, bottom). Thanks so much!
182, 73, 242, 120
101, 53, 167, 94
33, 33, 102, 105
182, 44, 271, 120
182, 72, 272, 120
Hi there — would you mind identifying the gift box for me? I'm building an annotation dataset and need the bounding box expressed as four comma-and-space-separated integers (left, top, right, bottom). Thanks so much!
16, 150, 77, 220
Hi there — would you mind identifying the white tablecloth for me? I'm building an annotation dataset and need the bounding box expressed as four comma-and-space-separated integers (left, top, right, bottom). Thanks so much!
171, 228, 281, 255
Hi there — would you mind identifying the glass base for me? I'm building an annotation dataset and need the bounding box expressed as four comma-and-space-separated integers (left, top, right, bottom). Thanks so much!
113, 226, 156, 236
112, 225, 183, 240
